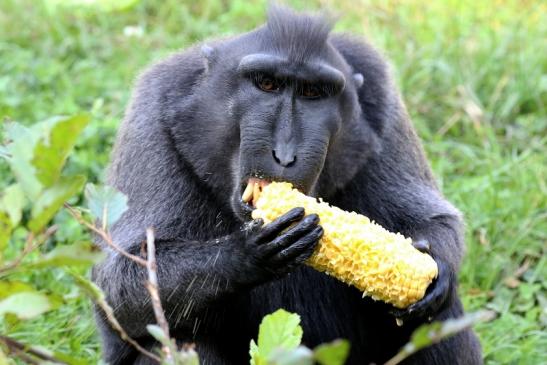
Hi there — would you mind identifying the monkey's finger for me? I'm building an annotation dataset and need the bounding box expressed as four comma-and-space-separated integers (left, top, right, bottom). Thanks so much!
261, 214, 320, 256
391, 260, 451, 321
256, 207, 305, 242
247, 218, 264, 231
271, 226, 323, 265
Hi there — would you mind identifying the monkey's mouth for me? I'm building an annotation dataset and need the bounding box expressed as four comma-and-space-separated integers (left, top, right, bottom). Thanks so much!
241, 177, 270, 208
236, 177, 307, 221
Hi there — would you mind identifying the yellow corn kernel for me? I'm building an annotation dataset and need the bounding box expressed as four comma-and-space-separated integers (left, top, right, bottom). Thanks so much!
251, 182, 438, 308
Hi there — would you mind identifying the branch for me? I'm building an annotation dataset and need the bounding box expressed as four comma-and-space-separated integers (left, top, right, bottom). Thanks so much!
0, 335, 66, 364
66, 204, 160, 363
384, 310, 495, 365
70, 273, 161, 363
64, 203, 147, 267
0, 225, 58, 276
145, 227, 172, 360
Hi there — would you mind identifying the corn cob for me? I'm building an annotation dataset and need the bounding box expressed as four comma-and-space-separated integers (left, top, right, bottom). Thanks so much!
251, 182, 438, 308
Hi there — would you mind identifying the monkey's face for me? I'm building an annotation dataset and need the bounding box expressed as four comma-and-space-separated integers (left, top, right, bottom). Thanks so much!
224, 50, 367, 221
176, 31, 378, 223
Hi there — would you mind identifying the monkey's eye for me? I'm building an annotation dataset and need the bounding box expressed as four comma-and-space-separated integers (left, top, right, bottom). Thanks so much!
300, 83, 322, 99
255, 75, 281, 93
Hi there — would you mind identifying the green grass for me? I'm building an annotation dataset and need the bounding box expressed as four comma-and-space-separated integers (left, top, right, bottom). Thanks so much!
1, 0, 545, 364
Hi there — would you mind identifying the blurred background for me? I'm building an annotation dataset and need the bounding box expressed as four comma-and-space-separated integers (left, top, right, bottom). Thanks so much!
0, 0, 545, 363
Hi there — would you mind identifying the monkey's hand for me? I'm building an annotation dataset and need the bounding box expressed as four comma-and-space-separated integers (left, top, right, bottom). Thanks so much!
389, 239, 453, 322
235, 207, 323, 284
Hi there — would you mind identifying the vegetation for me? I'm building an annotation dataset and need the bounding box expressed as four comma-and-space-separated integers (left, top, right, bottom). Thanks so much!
0, 0, 545, 364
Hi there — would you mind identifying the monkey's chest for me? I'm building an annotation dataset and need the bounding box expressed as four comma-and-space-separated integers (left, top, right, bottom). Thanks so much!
233, 267, 398, 361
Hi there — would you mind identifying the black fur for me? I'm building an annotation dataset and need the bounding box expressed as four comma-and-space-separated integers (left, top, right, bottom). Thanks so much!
93, 6, 482, 365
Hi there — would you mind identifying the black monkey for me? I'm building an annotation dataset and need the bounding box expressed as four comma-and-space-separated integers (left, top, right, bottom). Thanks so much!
93, 6, 482, 365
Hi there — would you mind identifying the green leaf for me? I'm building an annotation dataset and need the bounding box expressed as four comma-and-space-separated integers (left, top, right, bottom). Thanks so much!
24, 241, 104, 270
28, 175, 86, 233
0, 145, 9, 160
0, 212, 11, 257
147, 324, 170, 346
0, 184, 25, 225
3, 122, 42, 199
0, 292, 57, 320
250, 339, 266, 365
49, 348, 88, 365
0, 347, 8, 365
408, 322, 442, 349
69, 271, 105, 301
254, 309, 303, 362
32, 115, 89, 187
0, 281, 35, 300
314, 340, 350, 365
269, 347, 314, 365
172, 348, 200, 365
3, 116, 89, 200
45, 0, 140, 12
85, 183, 128, 230
385, 311, 496, 365
38, 348, 85, 365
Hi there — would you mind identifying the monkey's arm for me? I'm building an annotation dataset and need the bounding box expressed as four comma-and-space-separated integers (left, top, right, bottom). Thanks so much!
331, 36, 463, 318
93, 236, 238, 338
94, 207, 321, 339
94, 51, 321, 338
348, 111, 463, 320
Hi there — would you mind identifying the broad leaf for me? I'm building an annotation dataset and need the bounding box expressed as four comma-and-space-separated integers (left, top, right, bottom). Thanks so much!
0, 281, 35, 300
85, 184, 128, 230
250, 339, 266, 365
172, 348, 200, 365
32, 115, 89, 187
0, 212, 10, 256
0, 292, 57, 320
48, 351, 86, 365
269, 347, 314, 365
385, 311, 496, 365
25, 241, 104, 269
69, 271, 105, 301
0, 347, 8, 365
3, 123, 41, 199
45, 0, 140, 12
0, 145, 9, 160
313, 340, 350, 365
147, 324, 170, 346
3, 116, 88, 200
28, 175, 86, 233
255, 309, 303, 362
0, 183, 25, 225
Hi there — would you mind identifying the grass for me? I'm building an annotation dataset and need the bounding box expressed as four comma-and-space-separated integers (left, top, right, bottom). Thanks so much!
0, 0, 545, 364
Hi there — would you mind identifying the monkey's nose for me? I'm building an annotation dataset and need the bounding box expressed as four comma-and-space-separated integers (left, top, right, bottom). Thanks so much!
272, 149, 296, 167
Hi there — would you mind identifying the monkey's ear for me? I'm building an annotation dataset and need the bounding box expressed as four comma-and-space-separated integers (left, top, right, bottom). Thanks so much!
201, 44, 217, 66
353, 73, 364, 88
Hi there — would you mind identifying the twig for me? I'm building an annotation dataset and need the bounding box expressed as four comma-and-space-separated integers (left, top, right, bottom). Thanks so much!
145, 227, 172, 359
384, 311, 495, 365
64, 203, 147, 267
66, 203, 160, 362
9, 348, 40, 365
0, 335, 66, 364
0, 225, 58, 276
70, 273, 161, 363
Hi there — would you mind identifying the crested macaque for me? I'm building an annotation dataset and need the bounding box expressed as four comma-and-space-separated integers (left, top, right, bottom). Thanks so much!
93, 6, 482, 365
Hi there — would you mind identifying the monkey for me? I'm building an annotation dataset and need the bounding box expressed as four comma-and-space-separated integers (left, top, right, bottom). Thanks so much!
92, 6, 482, 365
